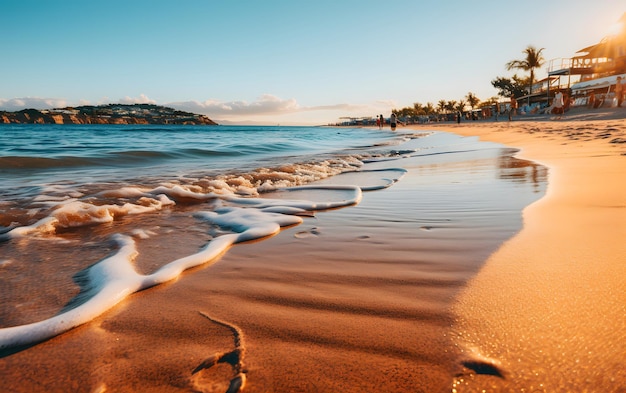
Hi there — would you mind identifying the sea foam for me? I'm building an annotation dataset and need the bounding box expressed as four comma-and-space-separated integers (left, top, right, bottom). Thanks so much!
0, 183, 373, 351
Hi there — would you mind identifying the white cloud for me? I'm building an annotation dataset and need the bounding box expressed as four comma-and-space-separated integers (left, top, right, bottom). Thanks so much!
168, 94, 300, 116
118, 94, 156, 105
300, 103, 367, 112
0, 97, 67, 111
167, 94, 371, 117
375, 99, 398, 108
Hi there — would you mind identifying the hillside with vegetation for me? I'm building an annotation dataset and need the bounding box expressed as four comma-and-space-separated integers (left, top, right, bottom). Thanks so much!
0, 103, 218, 125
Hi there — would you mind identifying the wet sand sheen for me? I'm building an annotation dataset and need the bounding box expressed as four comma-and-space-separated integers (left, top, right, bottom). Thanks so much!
411, 115, 626, 392
0, 134, 545, 392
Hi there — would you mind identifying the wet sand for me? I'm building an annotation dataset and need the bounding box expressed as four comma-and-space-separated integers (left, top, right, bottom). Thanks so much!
411, 107, 626, 391
1, 108, 624, 392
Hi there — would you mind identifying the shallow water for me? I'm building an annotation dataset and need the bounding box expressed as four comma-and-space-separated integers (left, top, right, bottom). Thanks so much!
0, 124, 547, 367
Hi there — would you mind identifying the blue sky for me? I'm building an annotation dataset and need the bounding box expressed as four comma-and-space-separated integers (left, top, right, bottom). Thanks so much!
1, 0, 623, 124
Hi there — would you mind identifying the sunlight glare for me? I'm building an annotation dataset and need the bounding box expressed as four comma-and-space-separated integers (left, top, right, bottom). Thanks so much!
607, 21, 623, 37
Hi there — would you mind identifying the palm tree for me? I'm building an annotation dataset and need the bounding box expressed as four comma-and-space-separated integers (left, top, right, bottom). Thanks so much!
465, 92, 480, 110
424, 102, 435, 115
445, 100, 457, 114
437, 100, 447, 114
506, 46, 545, 97
413, 102, 425, 116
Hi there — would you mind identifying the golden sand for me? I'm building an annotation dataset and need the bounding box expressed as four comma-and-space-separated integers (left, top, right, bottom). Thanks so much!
410, 110, 626, 392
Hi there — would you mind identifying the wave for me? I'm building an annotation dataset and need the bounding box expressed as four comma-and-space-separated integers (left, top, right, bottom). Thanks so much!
177, 148, 244, 158
0, 148, 247, 171
0, 165, 409, 352
0, 155, 99, 169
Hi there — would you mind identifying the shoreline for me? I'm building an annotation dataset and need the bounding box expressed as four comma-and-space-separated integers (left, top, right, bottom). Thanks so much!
408, 110, 626, 390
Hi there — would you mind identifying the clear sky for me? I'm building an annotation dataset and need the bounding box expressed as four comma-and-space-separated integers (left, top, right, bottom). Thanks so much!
1, 0, 623, 125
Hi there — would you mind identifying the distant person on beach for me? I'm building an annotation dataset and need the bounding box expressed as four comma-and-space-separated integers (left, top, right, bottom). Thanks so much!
553, 90, 564, 119
616, 76, 624, 107
588, 92, 596, 109
379, 114, 384, 129
457, 111, 461, 124
390, 113, 397, 131
508, 96, 517, 121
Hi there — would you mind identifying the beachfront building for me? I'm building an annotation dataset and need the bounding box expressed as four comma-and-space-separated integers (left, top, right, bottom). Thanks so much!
514, 76, 562, 114
547, 13, 626, 108
335, 116, 379, 126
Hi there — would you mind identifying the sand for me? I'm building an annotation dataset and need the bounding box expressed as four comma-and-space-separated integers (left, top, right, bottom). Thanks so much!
417, 108, 626, 392
1, 107, 624, 393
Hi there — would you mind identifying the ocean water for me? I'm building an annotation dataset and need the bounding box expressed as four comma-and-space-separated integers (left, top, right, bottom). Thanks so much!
0, 124, 547, 356
0, 124, 393, 201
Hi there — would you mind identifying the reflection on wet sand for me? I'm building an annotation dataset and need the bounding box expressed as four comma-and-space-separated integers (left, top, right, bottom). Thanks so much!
497, 154, 548, 192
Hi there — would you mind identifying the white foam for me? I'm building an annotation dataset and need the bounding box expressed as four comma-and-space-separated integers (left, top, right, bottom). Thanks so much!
53, 197, 175, 227
5, 195, 176, 238
313, 168, 407, 191
7, 216, 59, 238
5, 171, 371, 240
36, 185, 85, 203
130, 229, 153, 239
0, 184, 366, 350
0, 259, 13, 268
150, 185, 216, 200
98, 186, 150, 198
226, 185, 363, 211
32, 195, 73, 202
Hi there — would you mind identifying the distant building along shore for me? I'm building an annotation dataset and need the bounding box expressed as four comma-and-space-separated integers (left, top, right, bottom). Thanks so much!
512, 12, 626, 111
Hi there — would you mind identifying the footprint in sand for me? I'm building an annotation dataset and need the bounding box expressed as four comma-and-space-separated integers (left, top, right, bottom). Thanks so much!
192, 312, 247, 393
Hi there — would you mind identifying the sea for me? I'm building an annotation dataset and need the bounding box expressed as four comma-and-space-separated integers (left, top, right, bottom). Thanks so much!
0, 124, 547, 355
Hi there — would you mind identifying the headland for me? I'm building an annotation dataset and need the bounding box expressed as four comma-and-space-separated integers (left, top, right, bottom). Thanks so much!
0, 103, 218, 125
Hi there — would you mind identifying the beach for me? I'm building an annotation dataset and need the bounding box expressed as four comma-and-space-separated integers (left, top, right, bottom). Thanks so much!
429, 109, 626, 392
0, 110, 624, 392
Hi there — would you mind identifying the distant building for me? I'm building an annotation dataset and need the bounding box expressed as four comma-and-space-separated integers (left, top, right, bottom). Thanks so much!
547, 13, 626, 108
